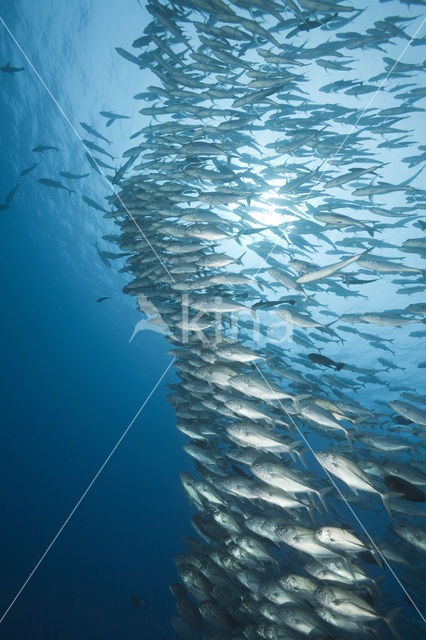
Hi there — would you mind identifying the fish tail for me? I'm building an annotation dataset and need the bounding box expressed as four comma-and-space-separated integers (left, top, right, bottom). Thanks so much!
384, 607, 402, 640
380, 492, 404, 518
296, 447, 308, 468
307, 504, 317, 525
371, 574, 385, 597
236, 251, 246, 265
371, 548, 384, 569
335, 362, 345, 371
352, 419, 361, 432
343, 427, 353, 445
316, 486, 333, 512
324, 319, 338, 333
288, 448, 297, 463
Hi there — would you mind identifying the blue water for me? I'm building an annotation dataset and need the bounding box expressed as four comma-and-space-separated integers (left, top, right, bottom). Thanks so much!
0, 0, 425, 638
0, 2, 193, 638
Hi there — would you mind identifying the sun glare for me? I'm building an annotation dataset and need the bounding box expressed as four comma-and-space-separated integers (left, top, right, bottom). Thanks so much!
249, 189, 298, 227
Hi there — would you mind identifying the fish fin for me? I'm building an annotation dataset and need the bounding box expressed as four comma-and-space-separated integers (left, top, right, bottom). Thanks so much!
401, 165, 424, 186
288, 448, 297, 463
294, 393, 311, 405
297, 448, 308, 468
371, 549, 384, 569
383, 607, 402, 640
371, 575, 385, 597
342, 427, 353, 444
380, 492, 404, 518
307, 505, 317, 525
288, 440, 303, 450
236, 251, 246, 265
317, 486, 333, 512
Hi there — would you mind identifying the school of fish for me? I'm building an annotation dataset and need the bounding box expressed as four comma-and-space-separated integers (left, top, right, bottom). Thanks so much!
3, 0, 426, 638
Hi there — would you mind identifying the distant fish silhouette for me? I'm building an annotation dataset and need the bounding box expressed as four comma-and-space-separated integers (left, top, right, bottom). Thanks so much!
85, 153, 115, 172
38, 178, 73, 195
80, 121, 111, 144
82, 195, 110, 213
82, 139, 115, 160
0, 62, 24, 74
308, 353, 345, 371
59, 171, 90, 180
286, 13, 338, 38
99, 110, 129, 127
32, 145, 60, 152
5, 184, 20, 205
20, 162, 39, 176
130, 594, 147, 611
96, 296, 111, 303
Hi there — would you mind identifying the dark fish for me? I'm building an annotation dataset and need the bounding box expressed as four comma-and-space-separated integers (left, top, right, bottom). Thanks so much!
82, 195, 110, 213
32, 145, 60, 152
132, 35, 151, 48
96, 297, 111, 303
252, 298, 297, 310
59, 171, 90, 180
0, 63, 24, 74
384, 475, 426, 502
38, 178, 73, 195
5, 184, 20, 205
20, 162, 39, 176
85, 152, 101, 174
345, 276, 379, 285
115, 47, 143, 67
85, 153, 115, 171
308, 353, 345, 371
99, 110, 129, 120
130, 594, 147, 611
80, 122, 110, 144
82, 139, 115, 160
287, 13, 338, 38
111, 155, 137, 185
94, 157, 115, 170
99, 111, 129, 127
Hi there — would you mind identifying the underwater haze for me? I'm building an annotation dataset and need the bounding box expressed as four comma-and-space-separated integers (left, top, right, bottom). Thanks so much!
0, 1, 426, 639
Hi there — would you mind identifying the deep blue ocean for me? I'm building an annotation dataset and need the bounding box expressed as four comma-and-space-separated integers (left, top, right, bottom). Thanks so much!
0, 2, 193, 638
0, 1, 425, 639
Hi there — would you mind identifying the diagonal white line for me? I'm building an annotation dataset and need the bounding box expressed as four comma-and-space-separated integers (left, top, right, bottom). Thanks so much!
0, 357, 175, 625
253, 362, 426, 625
253, 15, 426, 278
0, 16, 176, 283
